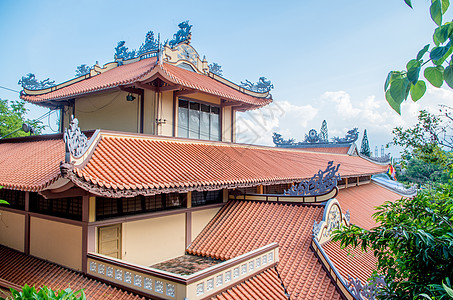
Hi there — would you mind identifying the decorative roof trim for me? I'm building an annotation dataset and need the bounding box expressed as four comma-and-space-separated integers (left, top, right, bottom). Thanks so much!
208, 72, 270, 98
371, 177, 417, 197
313, 198, 350, 244
284, 161, 340, 196
358, 153, 391, 165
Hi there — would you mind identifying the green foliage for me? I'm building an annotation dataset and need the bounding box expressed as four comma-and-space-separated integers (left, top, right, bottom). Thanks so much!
332, 180, 453, 299
0, 186, 7, 205
360, 129, 371, 157
0, 99, 43, 138
0, 284, 86, 300
385, 0, 453, 114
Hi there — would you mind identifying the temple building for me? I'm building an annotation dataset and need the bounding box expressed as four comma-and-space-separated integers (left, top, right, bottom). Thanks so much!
0, 23, 415, 299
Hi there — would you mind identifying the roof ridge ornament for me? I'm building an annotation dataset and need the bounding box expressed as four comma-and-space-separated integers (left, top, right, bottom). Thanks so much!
285, 161, 341, 196
169, 21, 192, 48
273, 124, 359, 148
64, 116, 88, 161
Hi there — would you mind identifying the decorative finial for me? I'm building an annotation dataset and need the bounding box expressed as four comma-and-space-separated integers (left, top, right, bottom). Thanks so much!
63, 116, 89, 160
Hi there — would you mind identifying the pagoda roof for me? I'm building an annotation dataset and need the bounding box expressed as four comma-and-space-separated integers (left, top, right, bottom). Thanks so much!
0, 130, 387, 195
20, 57, 271, 111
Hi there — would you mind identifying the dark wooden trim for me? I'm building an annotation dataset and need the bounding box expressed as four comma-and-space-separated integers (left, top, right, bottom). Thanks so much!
119, 86, 143, 95
139, 89, 144, 134
82, 195, 89, 223
82, 222, 88, 274
220, 105, 223, 141
172, 92, 177, 137
24, 192, 30, 255
231, 107, 234, 142
59, 107, 65, 133
185, 211, 192, 248
158, 85, 181, 92
39, 187, 84, 200
0, 206, 84, 226
91, 202, 225, 226
0, 278, 23, 292
174, 89, 197, 97
135, 82, 158, 92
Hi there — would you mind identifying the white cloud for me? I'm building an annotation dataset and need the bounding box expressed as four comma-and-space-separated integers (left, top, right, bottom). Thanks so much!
237, 88, 447, 157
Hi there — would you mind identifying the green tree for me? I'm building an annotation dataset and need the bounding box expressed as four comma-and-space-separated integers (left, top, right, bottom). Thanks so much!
1, 284, 86, 300
360, 129, 371, 157
332, 181, 453, 299
385, 0, 453, 114
0, 99, 43, 138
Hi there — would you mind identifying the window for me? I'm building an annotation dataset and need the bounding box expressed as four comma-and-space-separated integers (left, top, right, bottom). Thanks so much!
29, 193, 82, 220
191, 190, 223, 207
178, 99, 220, 141
0, 189, 25, 210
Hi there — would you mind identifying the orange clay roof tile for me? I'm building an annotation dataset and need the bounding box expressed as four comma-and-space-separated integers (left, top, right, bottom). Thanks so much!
72, 133, 387, 195
336, 182, 403, 230
187, 201, 342, 300
0, 136, 64, 191
322, 240, 378, 284
20, 59, 270, 108
0, 245, 144, 300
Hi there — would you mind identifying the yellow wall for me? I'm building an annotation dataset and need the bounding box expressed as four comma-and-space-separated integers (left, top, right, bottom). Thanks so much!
30, 217, 82, 270
222, 106, 233, 142
157, 91, 174, 137
0, 210, 24, 252
69, 91, 140, 132
184, 93, 221, 105
143, 89, 156, 135
121, 213, 185, 266
191, 207, 220, 242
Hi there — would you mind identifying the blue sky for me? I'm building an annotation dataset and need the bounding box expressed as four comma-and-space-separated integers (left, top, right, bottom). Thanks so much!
1, 0, 452, 156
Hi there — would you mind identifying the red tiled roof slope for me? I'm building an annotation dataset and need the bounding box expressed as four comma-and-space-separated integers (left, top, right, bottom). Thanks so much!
298, 146, 351, 154
0, 245, 144, 300
322, 240, 377, 284
21, 58, 157, 103
336, 182, 402, 230
21, 59, 270, 108
74, 133, 387, 193
0, 137, 64, 191
187, 201, 342, 300
211, 268, 287, 300
161, 63, 270, 106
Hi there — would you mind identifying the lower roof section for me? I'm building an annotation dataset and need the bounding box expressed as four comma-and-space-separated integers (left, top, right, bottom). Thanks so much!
211, 268, 288, 300
187, 200, 342, 300
336, 182, 403, 230
0, 245, 144, 300
66, 131, 387, 198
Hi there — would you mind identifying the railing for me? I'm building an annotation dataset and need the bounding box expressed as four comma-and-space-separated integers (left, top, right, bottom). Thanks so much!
87, 243, 278, 300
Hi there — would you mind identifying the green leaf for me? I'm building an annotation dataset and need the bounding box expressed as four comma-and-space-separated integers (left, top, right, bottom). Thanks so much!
442, 282, 453, 297
410, 80, 427, 101
424, 66, 444, 87
417, 44, 430, 60
431, 0, 443, 26
442, 0, 450, 13
430, 45, 450, 61
385, 71, 393, 91
407, 59, 421, 84
433, 42, 453, 65
390, 77, 410, 103
444, 65, 453, 88
404, 0, 413, 8
386, 89, 402, 114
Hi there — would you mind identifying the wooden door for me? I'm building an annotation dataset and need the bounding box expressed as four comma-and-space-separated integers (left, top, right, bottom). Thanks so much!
98, 224, 122, 259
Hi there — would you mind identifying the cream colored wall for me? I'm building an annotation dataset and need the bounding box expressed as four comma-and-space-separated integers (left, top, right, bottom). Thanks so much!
191, 207, 220, 242
143, 89, 156, 135
185, 93, 221, 105
121, 213, 185, 266
73, 91, 140, 132
222, 106, 232, 142
30, 217, 82, 271
157, 91, 174, 136
0, 210, 24, 252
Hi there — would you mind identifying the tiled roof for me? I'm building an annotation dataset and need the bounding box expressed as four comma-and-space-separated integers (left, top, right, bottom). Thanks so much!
211, 268, 288, 300
322, 240, 377, 284
336, 182, 402, 230
0, 136, 64, 191
21, 58, 158, 103
297, 146, 351, 154
20, 59, 270, 108
187, 201, 342, 300
71, 132, 387, 196
160, 63, 271, 107
0, 245, 144, 300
